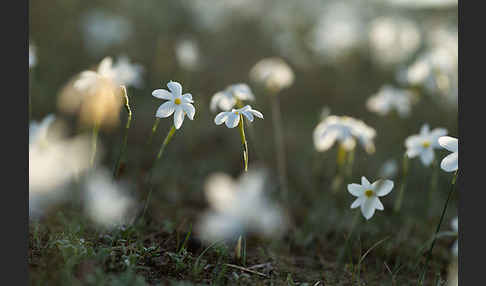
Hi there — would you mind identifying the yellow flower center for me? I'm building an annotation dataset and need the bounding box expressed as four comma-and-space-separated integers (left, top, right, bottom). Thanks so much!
365, 189, 374, 198
174, 98, 181, 105
422, 141, 431, 148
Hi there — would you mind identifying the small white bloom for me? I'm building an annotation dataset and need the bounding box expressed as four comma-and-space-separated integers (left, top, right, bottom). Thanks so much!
366, 85, 414, 118
405, 124, 447, 166
313, 115, 376, 154
111, 56, 144, 88
73, 57, 118, 93
152, 81, 196, 129
348, 176, 394, 220
175, 38, 201, 71
451, 216, 458, 256
438, 136, 458, 172
379, 159, 399, 179
210, 83, 255, 112
196, 170, 286, 243
29, 44, 37, 69
214, 105, 263, 128
249, 57, 294, 93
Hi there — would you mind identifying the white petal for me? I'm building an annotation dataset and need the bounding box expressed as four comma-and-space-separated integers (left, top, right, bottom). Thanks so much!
225, 112, 240, 128
431, 128, 448, 140
182, 93, 194, 103
347, 184, 363, 197
242, 111, 254, 122
438, 136, 458, 152
420, 124, 430, 135
155, 101, 175, 118
440, 152, 458, 172
361, 176, 371, 187
375, 198, 384, 210
313, 129, 338, 152
361, 198, 376, 220
351, 197, 364, 209
373, 180, 394, 197
420, 148, 434, 166
173, 107, 185, 129
210, 93, 223, 112
214, 112, 229, 125
406, 147, 421, 158
152, 89, 173, 100
98, 57, 113, 75
167, 81, 182, 97
181, 103, 195, 120
249, 109, 264, 119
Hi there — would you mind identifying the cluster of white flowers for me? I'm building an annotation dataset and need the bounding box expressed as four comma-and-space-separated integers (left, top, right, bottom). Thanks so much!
313, 115, 376, 154
367, 85, 415, 118
210, 83, 255, 112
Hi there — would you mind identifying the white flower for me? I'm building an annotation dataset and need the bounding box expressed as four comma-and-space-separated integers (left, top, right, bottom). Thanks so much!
152, 81, 196, 129
348, 176, 394, 220
313, 115, 376, 154
379, 159, 399, 178
214, 105, 263, 128
366, 85, 415, 118
111, 56, 144, 88
451, 216, 458, 256
250, 57, 294, 93
84, 169, 135, 228
210, 83, 255, 112
175, 38, 201, 71
438, 136, 458, 172
29, 114, 56, 146
73, 57, 118, 93
384, 0, 457, 9
405, 124, 447, 166
29, 44, 37, 69
196, 170, 286, 243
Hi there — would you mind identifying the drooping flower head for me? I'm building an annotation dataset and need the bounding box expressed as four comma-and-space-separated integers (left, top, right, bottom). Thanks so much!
348, 176, 394, 220
250, 57, 294, 94
152, 81, 195, 129
214, 105, 263, 128
313, 115, 376, 154
210, 83, 255, 112
438, 136, 458, 172
405, 124, 447, 166
366, 85, 415, 118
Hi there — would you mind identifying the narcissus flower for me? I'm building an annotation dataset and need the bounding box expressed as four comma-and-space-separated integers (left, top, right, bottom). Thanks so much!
152, 81, 195, 129
210, 83, 255, 112
405, 124, 447, 166
214, 105, 263, 128
348, 176, 394, 220
249, 57, 294, 93
313, 115, 376, 154
438, 136, 458, 172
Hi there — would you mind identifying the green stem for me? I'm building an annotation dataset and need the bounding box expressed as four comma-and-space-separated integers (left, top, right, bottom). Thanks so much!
270, 94, 289, 201
428, 158, 439, 203
332, 145, 348, 194
90, 122, 100, 167
147, 118, 161, 146
394, 154, 409, 212
418, 171, 458, 285
337, 210, 361, 267
113, 86, 132, 178
237, 114, 248, 172
140, 125, 177, 222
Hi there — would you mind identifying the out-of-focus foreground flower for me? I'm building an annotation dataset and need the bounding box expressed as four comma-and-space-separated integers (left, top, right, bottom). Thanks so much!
29, 44, 37, 69
438, 136, 458, 172
405, 124, 447, 166
210, 83, 255, 112
348, 176, 394, 220
29, 115, 93, 218
152, 81, 196, 129
313, 115, 376, 154
250, 57, 294, 94
196, 169, 286, 243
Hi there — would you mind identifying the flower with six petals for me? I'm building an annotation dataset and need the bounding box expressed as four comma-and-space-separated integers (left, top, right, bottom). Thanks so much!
152, 81, 196, 129
348, 176, 394, 220
214, 105, 263, 128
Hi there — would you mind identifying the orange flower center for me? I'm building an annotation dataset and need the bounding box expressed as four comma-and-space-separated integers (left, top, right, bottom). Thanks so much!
174, 98, 181, 105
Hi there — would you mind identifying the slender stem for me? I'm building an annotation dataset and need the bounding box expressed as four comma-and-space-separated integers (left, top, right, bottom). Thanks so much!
428, 158, 439, 203
332, 145, 348, 193
113, 86, 132, 178
345, 148, 355, 180
90, 122, 100, 167
337, 211, 361, 267
270, 94, 289, 201
394, 154, 409, 212
147, 118, 161, 146
237, 114, 248, 172
418, 171, 458, 285
140, 125, 177, 222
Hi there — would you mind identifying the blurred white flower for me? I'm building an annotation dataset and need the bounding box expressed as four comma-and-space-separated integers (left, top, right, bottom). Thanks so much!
74, 57, 118, 93
383, 0, 457, 9
405, 124, 447, 166
250, 57, 294, 93
214, 105, 263, 128
313, 115, 376, 154
111, 56, 144, 88
379, 159, 399, 179
196, 170, 286, 243
368, 16, 421, 66
175, 38, 201, 71
366, 85, 414, 117
152, 81, 195, 129
29, 44, 37, 69
450, 216, 458, 256
29, 116, 93, 218
210, 83, 255, 112
438, 136, 458, 172
348, 176, 394, 220
84, 169, 135, 228
81, 10, 132, 55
